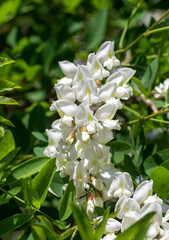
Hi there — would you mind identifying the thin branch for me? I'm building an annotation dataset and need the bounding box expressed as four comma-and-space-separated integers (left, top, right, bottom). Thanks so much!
115, 9, 169, 54
121, 109, 169, 126
119, 0, 143, 49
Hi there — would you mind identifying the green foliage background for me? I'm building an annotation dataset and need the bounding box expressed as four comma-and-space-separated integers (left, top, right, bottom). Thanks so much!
0, 0, 169, 239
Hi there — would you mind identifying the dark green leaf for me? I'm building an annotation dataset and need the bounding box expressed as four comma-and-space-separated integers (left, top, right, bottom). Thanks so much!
72, 204, 94, 240
0, 130, 15, 161
29, 105, 46, 132
0, 147, 20, 170
144, 148, 169, 176
0, 213, 33, 237
32, 131, 48, 142
50, 171, 69, 197
59, 180, 76, 221
31, 158, 56, 204
108, 141, 131, 164
132, 77, 148, 98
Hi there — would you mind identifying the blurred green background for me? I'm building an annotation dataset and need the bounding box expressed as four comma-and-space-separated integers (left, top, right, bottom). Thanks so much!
0, 0, 169, 155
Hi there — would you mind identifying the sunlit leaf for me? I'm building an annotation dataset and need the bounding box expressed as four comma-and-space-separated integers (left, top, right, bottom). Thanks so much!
150, 166, 169, 199
0, 57, 15, 67
0, 78, 21, 93
12, 157, 50, 179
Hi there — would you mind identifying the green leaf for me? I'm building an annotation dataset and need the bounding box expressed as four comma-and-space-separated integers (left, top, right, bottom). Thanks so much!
132, 77, 148, 98
144, 148, 169, 176
37, 215, 59, 239
62, 0, 82, 9
31, 158, 56, 204
0, 78, 21, 93
58, 227, 76, 240
116, 212, 154, 240
167, 88, 169, 104
31, 224, 46, 240
33, 147, 45, 157
108, 141, 131, 164
161, 159, 169, 170
0, 115, 15, 127
72, 204, 94, 240
59, 180, 76, 221
32, 131, 48, 142
0, 96, 19, 105
22, 178, 41, 209
94, 207, 110, 240
0, 213, 33, 237
0, 147, 20, 171
12, 157, 50, 179
29, 104, 46, 132
0, 57, 15, 67
50, 171, 69, 197
150, 166, 169, 199
141, 57, 158, 92
85, 8, 108, 50
0, 130, 15, 161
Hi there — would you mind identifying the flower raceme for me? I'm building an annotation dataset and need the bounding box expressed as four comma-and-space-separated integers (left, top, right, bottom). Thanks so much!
44, 41, 167, 239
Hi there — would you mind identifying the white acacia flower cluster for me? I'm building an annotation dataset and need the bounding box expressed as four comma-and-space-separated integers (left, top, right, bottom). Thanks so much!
44, 41, 167, 239
44, 41, 135, 202
99, 179, 169, 240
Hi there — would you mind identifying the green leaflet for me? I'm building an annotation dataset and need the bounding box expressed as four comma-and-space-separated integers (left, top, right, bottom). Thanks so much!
59, 180, 76, 221
0, 213, 33, 237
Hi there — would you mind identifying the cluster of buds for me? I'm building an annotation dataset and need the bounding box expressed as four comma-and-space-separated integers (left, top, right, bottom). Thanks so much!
44, 41, 168, 239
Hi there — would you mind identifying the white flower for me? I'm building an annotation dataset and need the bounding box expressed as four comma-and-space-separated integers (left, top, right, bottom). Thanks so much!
50, 99, 77, 117
59, 60, 77, 78
87, 53, 110, 80
54, 83, 76, 102
121, 211, 140, 232
133, 180, 153, 205
109, 172, 134, 198
101, 233, 117, 240
99, 81, 117, 102
105, 218, 121, 233
95, 98, 122, 122
115, 196, 140, 219
96, 41, 120, 70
